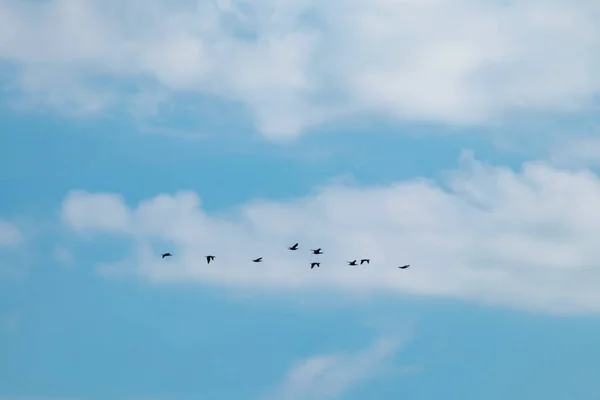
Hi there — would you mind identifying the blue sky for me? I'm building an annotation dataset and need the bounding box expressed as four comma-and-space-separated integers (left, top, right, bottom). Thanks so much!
2, 1, 600, 399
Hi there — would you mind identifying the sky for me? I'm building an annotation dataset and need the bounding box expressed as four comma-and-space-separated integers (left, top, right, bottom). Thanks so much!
1, 0, 600, 399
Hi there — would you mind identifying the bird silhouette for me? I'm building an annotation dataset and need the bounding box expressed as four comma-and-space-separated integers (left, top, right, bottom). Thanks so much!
311, 262, 320, 269
360, 259, 370, 265
311, 248, 323, 254
347, 260, 358, 266
288, 243, 299, 250
161, 253, 172, 259
206, 255, 215, 264
252, 257, 263, 263
398, 264, 410, 269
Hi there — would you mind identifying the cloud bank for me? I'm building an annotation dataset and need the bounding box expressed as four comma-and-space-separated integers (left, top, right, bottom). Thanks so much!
1, 0, 599, 137
60, 153, 600, 315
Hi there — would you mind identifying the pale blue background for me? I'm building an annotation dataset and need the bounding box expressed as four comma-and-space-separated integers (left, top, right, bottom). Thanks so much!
2, 95, 600, 400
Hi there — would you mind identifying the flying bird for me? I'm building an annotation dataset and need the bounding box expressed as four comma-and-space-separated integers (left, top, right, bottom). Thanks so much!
288, 243, 299, 250
311, 248, 323, 254
347, 260, 358, 266
311, 262, 320, 269
252, 257, 263, 263
161, 253, 172, 259
398, 264, 410, 269
360, 259, 370, 265
206, 255, 215, 264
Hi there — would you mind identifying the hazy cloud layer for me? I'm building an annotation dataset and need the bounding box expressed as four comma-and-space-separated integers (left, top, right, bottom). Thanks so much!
1, 0, 599, 137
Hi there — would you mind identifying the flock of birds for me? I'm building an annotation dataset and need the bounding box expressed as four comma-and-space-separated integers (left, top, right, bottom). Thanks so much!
160, 242, 411, 270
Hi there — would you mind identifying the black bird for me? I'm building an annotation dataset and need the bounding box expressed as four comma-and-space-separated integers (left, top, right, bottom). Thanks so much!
311, 248, 323, 254
206, 255, 215, 264
347, 260, 358, 266
252, 257, 263, 263
360, 259, 370, 265
161, 253, 172, 259
311, 262, 320, 269
398, 264, 410, 269
288, 243, 299, 250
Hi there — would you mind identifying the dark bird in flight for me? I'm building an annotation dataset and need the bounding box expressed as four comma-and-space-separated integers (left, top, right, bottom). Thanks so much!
311, 248, 323, 254
311, 262, 320, 269
288, 243, 299, 250
252, 257, 263, 263
360, 259, 370, 265
347, 260, 358, 266
161, 253, 172, 259
206, 255, 215, 264
398, 264, 410, 269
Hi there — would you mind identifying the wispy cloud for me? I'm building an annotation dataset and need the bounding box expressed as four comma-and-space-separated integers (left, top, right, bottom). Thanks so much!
53, 245, 75, 267
0, 220, 22, 248
547, 128, 600, 167
0, 220, 26, 279
0, 0, 599, 138
259, 335, 410, 400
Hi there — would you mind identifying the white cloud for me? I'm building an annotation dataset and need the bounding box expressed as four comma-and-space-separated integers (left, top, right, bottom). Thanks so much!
259, 336, 406, 400
1, 0, 599, 138
60, 152, 600, 315
61, 190, 131, 234
0, 220, 22, 247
